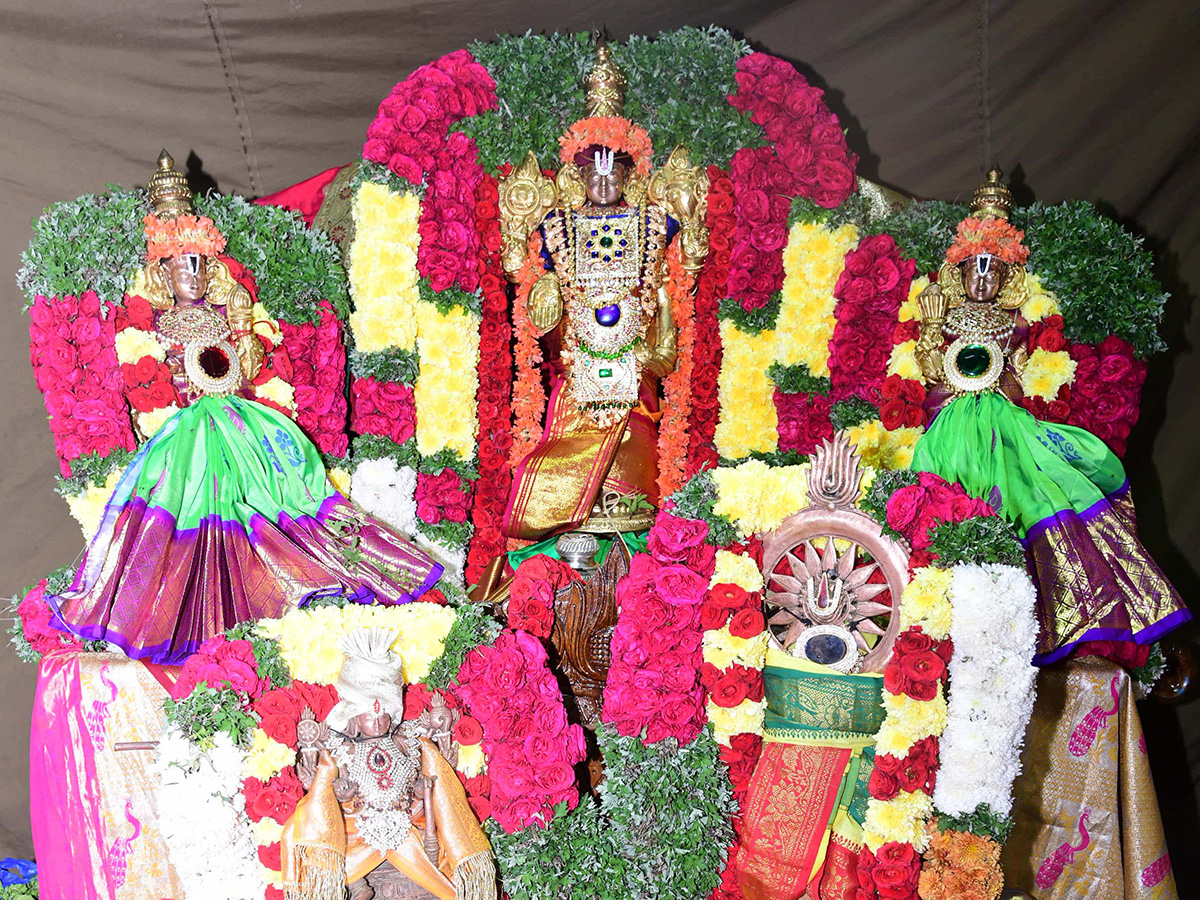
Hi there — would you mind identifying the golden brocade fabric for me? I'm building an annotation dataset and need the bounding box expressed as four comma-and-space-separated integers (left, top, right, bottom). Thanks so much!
30, 652, 182, 900
1001, 657, 1177, 899
1028, 491, 1185, 659
505, 377, 660, 541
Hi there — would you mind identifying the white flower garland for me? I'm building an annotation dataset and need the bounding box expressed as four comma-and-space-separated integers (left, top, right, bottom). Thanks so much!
934, 563, 1038, 819
152, 727, 262, 899
350, 457, 419, 537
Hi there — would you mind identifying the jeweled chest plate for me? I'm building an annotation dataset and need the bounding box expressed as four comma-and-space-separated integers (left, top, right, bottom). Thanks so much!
571, 207, 642, 294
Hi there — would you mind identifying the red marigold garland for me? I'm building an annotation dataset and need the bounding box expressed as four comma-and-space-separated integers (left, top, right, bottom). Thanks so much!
657, 241, 697, 498
509, 233, 548, 471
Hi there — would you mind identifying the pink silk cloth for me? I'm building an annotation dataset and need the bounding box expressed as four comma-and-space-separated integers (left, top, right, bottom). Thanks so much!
1002, 656, 1177, 899
31, 651, 182, 900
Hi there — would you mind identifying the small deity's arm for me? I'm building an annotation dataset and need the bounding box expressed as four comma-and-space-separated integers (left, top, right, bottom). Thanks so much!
914, 283, 947, 384
223, 283, 265, 382
528, 274, 564, 334
635, 285, 677, 378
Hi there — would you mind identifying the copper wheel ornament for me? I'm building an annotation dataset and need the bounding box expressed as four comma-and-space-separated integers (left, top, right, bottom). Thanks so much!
759, 432, 911, 673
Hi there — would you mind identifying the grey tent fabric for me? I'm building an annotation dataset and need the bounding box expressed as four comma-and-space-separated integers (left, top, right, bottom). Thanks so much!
0, 0, 1197, 885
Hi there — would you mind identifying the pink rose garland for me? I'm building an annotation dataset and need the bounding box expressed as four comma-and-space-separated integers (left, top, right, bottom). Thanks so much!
452, 629, 586, 833
278, 300, 349, 458
601, 512, 713, 746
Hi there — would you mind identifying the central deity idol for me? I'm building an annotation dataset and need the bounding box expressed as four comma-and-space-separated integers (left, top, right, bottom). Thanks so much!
499, 43, 709, 541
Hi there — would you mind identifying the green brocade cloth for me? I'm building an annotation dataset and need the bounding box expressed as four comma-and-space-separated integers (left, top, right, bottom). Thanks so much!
911, 391, 1126, 536
125, 395, 335, 528
506, 530, 648, 570
763, 651, 886, 746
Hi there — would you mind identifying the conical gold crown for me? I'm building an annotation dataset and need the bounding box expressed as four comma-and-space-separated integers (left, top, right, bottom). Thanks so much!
147, 149, 193, 220
585, 43, 626, 118
970, 167, 1013, 220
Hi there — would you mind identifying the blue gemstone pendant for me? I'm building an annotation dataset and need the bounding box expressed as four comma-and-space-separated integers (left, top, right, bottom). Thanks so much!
595, 304, 621, 327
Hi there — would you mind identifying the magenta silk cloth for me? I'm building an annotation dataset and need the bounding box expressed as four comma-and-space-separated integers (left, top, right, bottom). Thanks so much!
30, 652, 114, 900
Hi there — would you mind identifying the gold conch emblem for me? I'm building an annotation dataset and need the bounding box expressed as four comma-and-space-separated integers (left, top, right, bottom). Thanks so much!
498, 152, 557, 278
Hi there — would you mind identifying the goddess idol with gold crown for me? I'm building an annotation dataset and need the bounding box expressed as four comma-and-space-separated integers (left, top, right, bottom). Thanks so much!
46, 153, 443, 664
911, 170, 1190, 663
498, 44, 709, 541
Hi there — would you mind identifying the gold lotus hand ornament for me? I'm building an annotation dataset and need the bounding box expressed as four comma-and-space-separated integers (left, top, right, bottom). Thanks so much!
648, 146, 710, 273
498, 152, 558, 279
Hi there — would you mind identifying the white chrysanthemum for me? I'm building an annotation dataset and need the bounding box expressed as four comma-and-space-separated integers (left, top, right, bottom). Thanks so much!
351, 459, 418, 537
415, 531, 467, 589
934, 563, 1038, 817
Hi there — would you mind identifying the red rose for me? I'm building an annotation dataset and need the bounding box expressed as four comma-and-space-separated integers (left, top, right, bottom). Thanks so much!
710, 583, 752, 610
260, 714, 298, 749
728, 608, 765, 639
894, 630, 932, 655
885, 485, 928, 534
700, 601, 732, 631
710, 672, 750, 708
453, 715, 483, 746
869, 765, 901, 801
654, 564, 708, 607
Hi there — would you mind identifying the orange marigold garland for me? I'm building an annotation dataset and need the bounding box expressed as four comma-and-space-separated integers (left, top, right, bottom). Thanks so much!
558, 116, 654, 176
919, 822, 1004, 900
143, 213, 227, 261
657, 241, 696, 498
944, 217, 1029, 267
510, 232, 547, 475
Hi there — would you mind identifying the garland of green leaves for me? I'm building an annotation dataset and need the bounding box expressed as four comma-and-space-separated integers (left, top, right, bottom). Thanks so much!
456, 27, 761, 173
18, 187, 348, 325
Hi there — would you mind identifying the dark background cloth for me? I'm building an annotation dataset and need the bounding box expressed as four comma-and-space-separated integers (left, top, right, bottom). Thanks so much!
1, 0, 1197, 884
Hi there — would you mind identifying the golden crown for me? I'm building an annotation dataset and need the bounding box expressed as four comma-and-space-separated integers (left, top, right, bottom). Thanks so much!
585, 42, 626, 118
970, 167, 1014, 220
147, 149, 194, 220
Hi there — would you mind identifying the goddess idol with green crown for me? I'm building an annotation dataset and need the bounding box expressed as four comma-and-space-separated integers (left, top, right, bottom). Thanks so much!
46, 153, 443, 664
911, 171, 1190, 663
498, 44, 710, 542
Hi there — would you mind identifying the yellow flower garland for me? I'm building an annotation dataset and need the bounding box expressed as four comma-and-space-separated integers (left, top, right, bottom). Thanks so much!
114, 326, 166, 365
1020, 273, 1060, 323
711, 459, 809, 536
257, 602, 457, 686
243, 729, 296, 781
64, 470, 122, 540
347, 182, 421, 354
886, 276, 929, 383
414, 301, 481, 460
775, 222, 860, 377
714, 321, 777, 459
1020, 347, 1077, 402
845, 419, 921, 472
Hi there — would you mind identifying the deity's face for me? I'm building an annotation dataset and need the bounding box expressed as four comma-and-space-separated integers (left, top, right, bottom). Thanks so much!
350, 709, 393, 739
961, 255, 1007, 303
583, 157, 628, 207
163, 254, 208, 305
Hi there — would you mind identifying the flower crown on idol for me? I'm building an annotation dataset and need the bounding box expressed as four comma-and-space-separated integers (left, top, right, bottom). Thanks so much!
945, 168, 1029, 266
558, 43, 654, 176
143, 149, 227, 261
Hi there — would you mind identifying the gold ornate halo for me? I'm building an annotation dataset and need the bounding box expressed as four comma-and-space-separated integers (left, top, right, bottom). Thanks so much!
943, 336, 1005, 394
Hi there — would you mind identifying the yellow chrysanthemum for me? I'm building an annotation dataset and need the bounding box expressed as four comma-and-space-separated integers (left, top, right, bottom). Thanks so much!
250, 302, 282, 345
846, 419, 921, 472
268, 602, 457, 686
703, 626, 769, 671
715, 322, 778, 459
326, 466, 352, 497
243, 729, 296, 781
898, 566, 953, 634
114, 327, 166, 364
1021, 273, 1060, 323
711, 550, 766, 592
253, 816, 284, 846
774, 222, 860, 375
899, 276, 930, 322
135, 404, 181, 440
254, 377, 296, 412
1020, 347, 1077, 402
348, 182, 421, 353
875, 686, 948, 756
712, 460, 809, 536
64, 472, 120, 540
864, 789, 934, 852
456, 742, 487, 778
707, 698, 767, 745
414, 301, 481, 459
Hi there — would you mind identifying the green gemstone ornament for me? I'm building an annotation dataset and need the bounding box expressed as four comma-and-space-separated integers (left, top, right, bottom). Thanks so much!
956, 343, 992, 378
